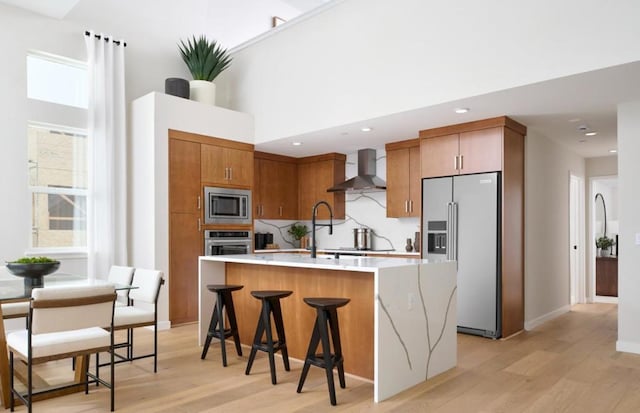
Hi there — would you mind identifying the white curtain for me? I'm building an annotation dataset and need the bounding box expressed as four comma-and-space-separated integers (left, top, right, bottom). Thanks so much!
85, 31, 127, 280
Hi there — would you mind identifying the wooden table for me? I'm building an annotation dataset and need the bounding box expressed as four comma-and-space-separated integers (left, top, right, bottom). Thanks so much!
0, 274, 132, 408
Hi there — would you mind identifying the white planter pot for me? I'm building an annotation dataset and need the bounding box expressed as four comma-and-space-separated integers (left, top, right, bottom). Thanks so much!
189, 80, 216, 105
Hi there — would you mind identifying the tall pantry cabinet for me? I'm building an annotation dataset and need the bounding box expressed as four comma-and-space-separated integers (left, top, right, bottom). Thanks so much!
419, 116, 526, 338
130, 92, 254, 328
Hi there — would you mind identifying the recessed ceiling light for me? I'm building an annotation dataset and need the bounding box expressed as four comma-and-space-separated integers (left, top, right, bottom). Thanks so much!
292, 142, 302, 146
454, 108, 470, 114
361, 127, 372, 132
609, 149, 617, 153
585, 132, 597, 136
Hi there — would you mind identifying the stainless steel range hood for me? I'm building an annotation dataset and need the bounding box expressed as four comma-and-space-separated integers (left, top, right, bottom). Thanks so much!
327, 148, 386, 192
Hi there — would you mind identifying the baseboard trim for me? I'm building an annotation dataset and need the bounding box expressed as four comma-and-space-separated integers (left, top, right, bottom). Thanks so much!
616, 340, 640, 354
524, 305, 571, 331
594, 296, 619, 304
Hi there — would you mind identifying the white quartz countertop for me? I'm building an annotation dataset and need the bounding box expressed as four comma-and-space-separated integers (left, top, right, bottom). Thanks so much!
254, 248, 421, 256
200, 253, 433, 272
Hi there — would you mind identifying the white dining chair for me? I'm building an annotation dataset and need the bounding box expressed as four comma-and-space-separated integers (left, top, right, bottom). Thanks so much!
99, 269, 164, 373
107, 266, 135, 307
7, 285, 117, 413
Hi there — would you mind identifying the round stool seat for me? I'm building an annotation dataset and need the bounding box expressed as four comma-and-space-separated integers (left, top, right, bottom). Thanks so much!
251, 290, 292, 300
207, 284, 243, 293
303, 297, 350, 309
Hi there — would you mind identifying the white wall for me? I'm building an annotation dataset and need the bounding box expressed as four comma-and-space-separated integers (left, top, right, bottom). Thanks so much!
616, 100, 640, 353
219, 0, 640, 141
524, 129, 585, 328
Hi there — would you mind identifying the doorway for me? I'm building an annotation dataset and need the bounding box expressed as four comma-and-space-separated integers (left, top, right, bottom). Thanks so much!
591, 176, 619, 303
569, 174, 585, 304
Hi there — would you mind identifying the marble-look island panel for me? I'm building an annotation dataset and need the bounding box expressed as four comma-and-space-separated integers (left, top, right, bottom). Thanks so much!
198, 254, 456, 402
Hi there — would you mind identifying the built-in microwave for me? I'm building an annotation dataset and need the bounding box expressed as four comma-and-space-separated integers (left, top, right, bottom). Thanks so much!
204, 187, 252, 225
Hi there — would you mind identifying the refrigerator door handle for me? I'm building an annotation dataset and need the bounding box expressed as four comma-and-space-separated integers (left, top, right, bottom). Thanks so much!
451, 202, 458, 262
446, 202, 453, 260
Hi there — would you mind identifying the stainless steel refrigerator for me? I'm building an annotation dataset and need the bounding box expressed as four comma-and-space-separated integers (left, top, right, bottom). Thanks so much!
422, 172, 501, 338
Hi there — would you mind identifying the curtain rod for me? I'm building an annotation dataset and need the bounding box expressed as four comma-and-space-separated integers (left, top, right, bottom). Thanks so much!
84, 31, 127, 47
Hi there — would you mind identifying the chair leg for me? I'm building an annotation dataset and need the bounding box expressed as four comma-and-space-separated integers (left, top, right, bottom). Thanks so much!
262, 301, 278, 385
329, 310, 346, 389
28, 353, 33, 413
225, 292, 242, 357
245, 309, 265, 376
272, 299, 290, 371
201, 303, 219, 360
318, 311, 337, 406
10, 351, 14, 412
96, 352, 100, 386
153, 321, 158, 373
111, 340, 115, 411
216, 296, 228, 367
297, 321, 321, 393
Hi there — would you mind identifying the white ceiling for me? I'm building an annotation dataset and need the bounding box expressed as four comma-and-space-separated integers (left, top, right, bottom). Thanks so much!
2, 0, 633, 160
0, 0, 80, 19
257, 61, 637, 158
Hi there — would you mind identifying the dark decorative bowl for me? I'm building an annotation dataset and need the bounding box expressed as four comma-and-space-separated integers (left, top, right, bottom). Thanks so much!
6, 261, 60, 293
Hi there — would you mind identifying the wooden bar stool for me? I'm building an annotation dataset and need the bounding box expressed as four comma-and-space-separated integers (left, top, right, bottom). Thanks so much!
297, 297, 350, 406
245, 290, 292, 384
201, 284, 243, 367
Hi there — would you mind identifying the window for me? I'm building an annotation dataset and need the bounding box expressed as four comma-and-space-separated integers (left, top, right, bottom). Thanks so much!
27, 53, 88, 108
28, 124, 88, 248
27, 51, 88, 251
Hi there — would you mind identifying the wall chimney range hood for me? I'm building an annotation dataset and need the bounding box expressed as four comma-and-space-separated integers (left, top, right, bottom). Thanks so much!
327, 148, 386, 192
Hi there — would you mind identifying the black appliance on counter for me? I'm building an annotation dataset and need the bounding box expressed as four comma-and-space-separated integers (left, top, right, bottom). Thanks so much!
254, 232, 273, 250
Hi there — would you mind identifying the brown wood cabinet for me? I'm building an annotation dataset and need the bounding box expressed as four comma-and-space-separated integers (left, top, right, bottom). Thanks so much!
596, 256, 618, 297
254, 152, 298, 220
420, 126, 503, 178
168, 130, 254, 325
418, 116, 527, 338
385, 139, 421, 218
168, 136, 203, 325
201, 143, 253, 187
297, 153, 346, 220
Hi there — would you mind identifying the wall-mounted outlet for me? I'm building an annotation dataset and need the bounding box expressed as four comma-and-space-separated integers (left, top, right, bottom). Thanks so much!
636, 233, 640, 245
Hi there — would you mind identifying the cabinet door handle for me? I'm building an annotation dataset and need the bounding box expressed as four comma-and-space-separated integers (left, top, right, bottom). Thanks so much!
409, 200, 413, 213
197, 196, 201, 210
198, 218, 202, 232
459, 155, 463, 170
404, 200, 408, 213
223, 167, 228, 180
454, 156, 457, 170
279, 206, 283, 217
229, 167, 233, 181
261, 205, 264, 217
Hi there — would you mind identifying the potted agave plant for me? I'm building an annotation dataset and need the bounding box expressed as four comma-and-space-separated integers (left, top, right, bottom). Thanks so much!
178, 35, 232, 105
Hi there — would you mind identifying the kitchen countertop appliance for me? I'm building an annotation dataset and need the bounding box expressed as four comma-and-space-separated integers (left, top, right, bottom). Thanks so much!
204, 230, 252, 256
422, 172, 501, 339
353, 227, 372, 250
254, 232, 273, 250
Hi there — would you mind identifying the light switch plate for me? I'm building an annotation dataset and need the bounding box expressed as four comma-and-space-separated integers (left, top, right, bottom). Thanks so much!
636, 233, 640, 245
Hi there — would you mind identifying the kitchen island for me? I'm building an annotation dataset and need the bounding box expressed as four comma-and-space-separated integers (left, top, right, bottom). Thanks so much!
198, 254, 456, 402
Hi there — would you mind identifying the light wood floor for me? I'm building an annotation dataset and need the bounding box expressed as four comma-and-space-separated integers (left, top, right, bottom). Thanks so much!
19, 303, 640, 412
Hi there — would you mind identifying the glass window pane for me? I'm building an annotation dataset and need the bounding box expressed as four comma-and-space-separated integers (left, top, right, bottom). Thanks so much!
32, 192, 87, 248
27, 54, 88, 109
28, 125, 87, 189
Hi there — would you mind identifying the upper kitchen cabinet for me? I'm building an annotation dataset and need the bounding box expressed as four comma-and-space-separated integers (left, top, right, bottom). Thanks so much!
420, 117, 524, 178
385, 139, 421, 218
297, 153, 346, 220
201, 142, 254, 187
254, 152, 298, 220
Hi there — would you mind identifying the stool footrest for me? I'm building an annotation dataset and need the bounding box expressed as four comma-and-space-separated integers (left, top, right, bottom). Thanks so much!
306, 354, 343, 369
252, 341, 286, 352
207, 329, 235, 340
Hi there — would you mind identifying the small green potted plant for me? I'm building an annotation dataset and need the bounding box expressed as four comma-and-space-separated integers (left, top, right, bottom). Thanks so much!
178, 35, 232, 105
288, 223, 308, 248
5, 256, 60, 292
596, 236, 615, 257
